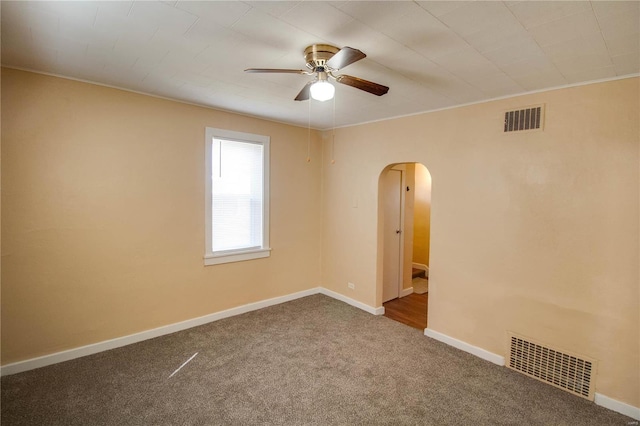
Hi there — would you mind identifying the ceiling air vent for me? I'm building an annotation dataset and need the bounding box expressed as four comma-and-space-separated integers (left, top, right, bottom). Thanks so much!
504, 105, 544, 132
507, 332, 597, 400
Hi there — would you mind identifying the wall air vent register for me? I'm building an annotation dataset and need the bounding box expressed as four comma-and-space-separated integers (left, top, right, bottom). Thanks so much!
504, 105, 544, 133
507, 332, 597, 400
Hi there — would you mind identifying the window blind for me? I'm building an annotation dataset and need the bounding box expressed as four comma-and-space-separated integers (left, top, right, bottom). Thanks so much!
211, 139, 264, 252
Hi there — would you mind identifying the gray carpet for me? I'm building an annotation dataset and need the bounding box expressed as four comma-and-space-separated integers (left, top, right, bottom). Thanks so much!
1, 294, 633, 425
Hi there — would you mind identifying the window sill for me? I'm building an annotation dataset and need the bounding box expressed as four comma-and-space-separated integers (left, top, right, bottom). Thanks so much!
204, 248, 271, 266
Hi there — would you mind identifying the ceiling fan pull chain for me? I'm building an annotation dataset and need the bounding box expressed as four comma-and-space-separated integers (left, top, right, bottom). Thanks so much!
307, 96, 312, 163
219, 141, 223, 177
331, 95, 336, 164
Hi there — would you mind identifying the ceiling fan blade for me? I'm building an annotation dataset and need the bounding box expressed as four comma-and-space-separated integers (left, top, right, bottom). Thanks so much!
326, 47, 366, 70
294, 81, 313, 101
244, 68, 308, 74
335, 74, 389, 96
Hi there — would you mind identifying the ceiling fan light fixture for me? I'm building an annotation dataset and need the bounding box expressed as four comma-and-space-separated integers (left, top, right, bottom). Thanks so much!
310, 80, 335, 101
245, 44, 388, 101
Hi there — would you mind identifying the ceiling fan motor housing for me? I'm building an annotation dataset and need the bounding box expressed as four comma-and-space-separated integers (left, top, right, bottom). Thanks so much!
304, 44, 340, 70
245, 44, 388, 100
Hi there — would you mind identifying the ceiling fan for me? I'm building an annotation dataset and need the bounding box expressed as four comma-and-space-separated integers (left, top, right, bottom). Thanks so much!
245, 44, 389, 102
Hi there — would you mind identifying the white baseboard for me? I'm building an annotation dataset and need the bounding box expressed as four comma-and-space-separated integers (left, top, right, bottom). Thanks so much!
1, 286, 387, 376
595, 393, 640, 420
400, 287, 414, 298
424, 328, 505, 366
423, 328, 640, 420
1, 287, 321, 376
319, 288, 385, 315
412, 262, 428, 272
412, 262, 429, 278
4, 288, 638, 420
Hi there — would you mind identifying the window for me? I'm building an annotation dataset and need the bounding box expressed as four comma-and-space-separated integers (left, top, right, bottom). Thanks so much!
204, 127, 270, 265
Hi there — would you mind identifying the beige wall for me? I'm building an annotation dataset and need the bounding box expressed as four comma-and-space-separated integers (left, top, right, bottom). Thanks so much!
2, 68, 639, 408
412, 163, 431, 267
1, 68, 323, 364
321, 78, 639, 406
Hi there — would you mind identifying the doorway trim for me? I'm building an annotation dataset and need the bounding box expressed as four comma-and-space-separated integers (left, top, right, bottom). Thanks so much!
395, 165, 409, 299
376, 162, 432, 312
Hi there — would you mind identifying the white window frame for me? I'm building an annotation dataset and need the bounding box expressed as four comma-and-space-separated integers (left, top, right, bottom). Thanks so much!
204, 127, 271, 266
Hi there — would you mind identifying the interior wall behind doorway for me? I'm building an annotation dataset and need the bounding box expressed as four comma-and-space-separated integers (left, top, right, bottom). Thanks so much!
412, 164, 432, 270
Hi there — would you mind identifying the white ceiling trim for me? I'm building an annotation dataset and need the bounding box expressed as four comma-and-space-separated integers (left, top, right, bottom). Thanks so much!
331, 72, 640, 131
2, 1, 637, 129
4, 64, 638, 133
1, 65, 317, 131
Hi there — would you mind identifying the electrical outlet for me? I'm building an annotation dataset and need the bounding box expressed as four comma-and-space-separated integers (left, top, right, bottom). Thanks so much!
348, 282, 355, 290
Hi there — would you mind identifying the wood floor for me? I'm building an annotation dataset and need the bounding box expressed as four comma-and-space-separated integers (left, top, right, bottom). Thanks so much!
383, 292, 428, 330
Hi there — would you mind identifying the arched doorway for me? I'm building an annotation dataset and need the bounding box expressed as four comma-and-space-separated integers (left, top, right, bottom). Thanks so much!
378, 162, 432, 329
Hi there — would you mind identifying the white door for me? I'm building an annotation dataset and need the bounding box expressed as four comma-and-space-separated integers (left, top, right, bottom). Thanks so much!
382, 169, 402, 303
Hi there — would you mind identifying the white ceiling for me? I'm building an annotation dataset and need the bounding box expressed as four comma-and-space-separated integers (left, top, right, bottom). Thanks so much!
2, 1, 639, 129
